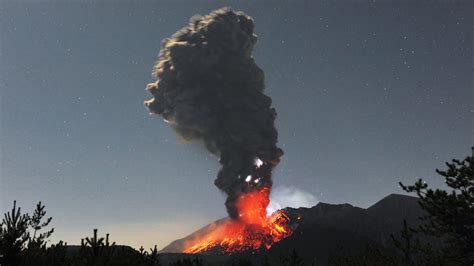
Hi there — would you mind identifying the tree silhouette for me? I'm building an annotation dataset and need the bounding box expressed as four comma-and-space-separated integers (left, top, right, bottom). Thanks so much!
23, 201, 55, 264
45, 240, 68, 266
85, 228, 105, 258
390, 220, 422, 265
400, 147, 474, 264
0, 201, 30, 266
80, 228, 116, 265
0, 201, 57, 266
147, 245, 161, 266
28, 201, 54, 247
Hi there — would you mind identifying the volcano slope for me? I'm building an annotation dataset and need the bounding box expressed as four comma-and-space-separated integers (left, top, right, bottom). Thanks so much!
160, 194, 425, 264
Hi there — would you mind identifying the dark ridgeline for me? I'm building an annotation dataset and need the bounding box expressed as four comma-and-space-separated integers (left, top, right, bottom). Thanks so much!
160, 194, 425, 255
144, 7, 283, 219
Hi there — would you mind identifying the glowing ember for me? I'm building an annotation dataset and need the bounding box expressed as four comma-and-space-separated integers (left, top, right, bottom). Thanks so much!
183, 188, 294, 254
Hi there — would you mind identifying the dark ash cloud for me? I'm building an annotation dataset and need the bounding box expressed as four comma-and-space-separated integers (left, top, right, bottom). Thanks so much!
145, 7, 283, 219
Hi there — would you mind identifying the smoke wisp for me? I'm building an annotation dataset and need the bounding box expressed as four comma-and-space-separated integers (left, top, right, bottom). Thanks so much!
267, 186, 319, 215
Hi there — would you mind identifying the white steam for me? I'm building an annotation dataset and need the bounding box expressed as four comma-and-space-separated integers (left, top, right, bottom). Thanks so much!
267, 186, 319, 215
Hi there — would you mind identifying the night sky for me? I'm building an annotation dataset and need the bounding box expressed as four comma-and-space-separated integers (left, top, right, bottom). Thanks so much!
1, 1, 472, 249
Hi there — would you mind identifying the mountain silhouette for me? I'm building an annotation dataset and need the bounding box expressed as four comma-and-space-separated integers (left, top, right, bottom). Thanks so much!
160, 194, 424, 263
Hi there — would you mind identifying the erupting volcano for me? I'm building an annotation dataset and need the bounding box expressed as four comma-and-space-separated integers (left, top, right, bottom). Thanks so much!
183, 188, 294, 254
145, 7, 292, 253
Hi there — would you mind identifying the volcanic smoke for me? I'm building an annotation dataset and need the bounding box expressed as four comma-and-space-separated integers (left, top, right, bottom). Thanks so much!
145, 7, 292, 253
145, 7, 283, 220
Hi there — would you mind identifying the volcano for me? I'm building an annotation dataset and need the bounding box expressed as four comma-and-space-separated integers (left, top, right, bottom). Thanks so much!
144, 7, 294, 255
160, 194, 425, 263
177, 189, 296, 255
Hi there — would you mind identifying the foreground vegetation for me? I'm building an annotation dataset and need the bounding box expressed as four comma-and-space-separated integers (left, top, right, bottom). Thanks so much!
1, 149, 472, 265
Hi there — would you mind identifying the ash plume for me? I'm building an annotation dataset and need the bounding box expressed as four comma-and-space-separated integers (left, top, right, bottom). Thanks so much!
145, 7, 283, 219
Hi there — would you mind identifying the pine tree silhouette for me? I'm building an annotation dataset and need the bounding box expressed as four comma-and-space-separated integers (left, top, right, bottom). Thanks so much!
390, 220, 421, 265
400, 147, 474, 264
85, 228, 105, 258
148, 245, 161, 266
80, 228, 116, 265
28, 201, 54, 247
0, 201, 30, 266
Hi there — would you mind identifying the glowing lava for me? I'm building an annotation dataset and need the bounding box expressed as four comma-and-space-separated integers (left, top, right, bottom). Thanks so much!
183, 188, 294, 254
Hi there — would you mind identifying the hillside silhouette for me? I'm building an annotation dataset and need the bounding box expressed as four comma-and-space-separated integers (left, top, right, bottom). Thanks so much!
1, 149, 472, 265
161, 194, 425, 263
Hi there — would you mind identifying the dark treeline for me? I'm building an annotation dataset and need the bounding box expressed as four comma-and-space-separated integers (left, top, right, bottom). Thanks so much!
1, 148, 472, 266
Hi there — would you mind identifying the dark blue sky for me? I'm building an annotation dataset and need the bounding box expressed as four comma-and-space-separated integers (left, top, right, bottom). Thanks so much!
1, 0, 472, 249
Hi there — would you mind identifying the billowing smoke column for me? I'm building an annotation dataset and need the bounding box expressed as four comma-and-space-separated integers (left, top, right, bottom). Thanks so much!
145, 7, 283, 219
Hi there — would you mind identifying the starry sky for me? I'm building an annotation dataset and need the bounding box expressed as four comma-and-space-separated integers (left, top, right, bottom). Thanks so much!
1, 0, 472, 249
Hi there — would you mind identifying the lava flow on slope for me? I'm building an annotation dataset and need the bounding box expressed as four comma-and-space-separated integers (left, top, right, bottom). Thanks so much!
183, 188, 294, 254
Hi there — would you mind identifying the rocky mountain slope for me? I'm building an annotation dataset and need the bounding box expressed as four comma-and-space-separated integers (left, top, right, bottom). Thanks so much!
160, 194, 424, 263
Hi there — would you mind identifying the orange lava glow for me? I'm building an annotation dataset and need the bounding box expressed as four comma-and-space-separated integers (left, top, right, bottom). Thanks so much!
183, 188, 293, 254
